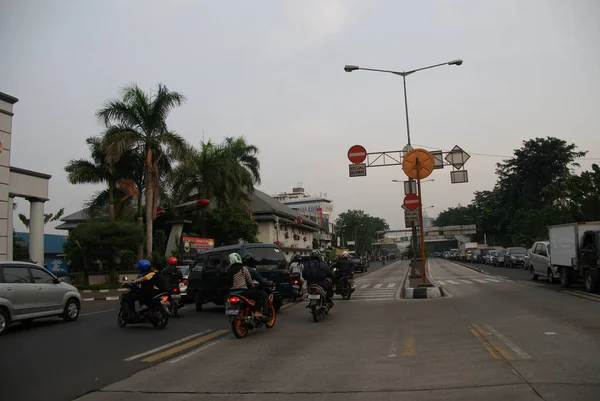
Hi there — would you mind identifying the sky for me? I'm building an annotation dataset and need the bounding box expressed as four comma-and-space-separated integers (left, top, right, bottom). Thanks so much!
1, 0, 599, 235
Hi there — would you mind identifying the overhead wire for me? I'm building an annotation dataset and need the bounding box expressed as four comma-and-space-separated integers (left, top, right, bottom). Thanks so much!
412, 144, 600, 161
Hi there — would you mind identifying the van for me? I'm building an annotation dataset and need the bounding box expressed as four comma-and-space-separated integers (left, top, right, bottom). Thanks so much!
187, 244, 288, 312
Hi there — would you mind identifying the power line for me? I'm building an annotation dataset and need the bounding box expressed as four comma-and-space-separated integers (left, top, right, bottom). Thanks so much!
413, 144, 600, 161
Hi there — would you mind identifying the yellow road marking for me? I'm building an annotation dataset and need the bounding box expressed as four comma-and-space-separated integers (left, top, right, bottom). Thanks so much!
469, 327, 501, 360
402, 337, 415, 357
471, 324, 513, 360
561, 290, 600, 302
142, 329, 229, 363
280, 302, 296, 310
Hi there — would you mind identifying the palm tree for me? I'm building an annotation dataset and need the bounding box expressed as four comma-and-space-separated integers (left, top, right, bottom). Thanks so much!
97, 83, 188, 257
65, 137, 137, 220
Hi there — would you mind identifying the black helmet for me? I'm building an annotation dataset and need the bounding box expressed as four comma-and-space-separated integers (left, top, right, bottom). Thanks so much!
242, 252, 257, 267
310, 250, 322, 261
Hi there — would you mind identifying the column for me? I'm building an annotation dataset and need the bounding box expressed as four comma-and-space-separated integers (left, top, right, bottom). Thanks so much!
7, 196, 13, 260
28, 199, 45, 265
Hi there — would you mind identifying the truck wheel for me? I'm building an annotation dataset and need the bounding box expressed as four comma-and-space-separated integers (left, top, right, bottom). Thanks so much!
584, 270, 598, 293
560, 268, 571, 288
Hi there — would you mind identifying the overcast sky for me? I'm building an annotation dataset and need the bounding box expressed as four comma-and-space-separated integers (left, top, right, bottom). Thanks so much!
1, 0, 599, 235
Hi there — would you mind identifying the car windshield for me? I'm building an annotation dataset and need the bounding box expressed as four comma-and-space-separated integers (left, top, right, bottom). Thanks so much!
510, 247, 527, 254
178, 266, 190, 276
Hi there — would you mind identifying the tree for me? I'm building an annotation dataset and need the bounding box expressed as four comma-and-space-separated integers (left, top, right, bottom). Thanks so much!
207, 207, 258, 246
18, 208, 65, 229
335, 210, 389, 255
64, 221, 144, 283
13, 233, 29, 261
65, 136, 138, 220
98, 83, 188, 257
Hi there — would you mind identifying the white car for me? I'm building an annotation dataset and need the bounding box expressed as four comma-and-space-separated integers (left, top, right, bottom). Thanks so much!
528, 241, 557, 283
0, 261, 81, 335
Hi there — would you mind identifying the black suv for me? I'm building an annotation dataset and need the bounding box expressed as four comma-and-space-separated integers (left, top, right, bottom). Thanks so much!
187, 244, 289, 312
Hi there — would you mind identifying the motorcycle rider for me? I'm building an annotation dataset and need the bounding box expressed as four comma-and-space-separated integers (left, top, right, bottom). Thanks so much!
288, 254, 306, 297
127, 259, 165, 315
162, 256, 184, 288
332, 251, 354, 291
242, 252, 270, 317
302, 250, 334, 308
227, 253, 264, 318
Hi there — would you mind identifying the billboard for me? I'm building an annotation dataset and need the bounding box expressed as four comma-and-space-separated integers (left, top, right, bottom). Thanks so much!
180, 236, 215, 259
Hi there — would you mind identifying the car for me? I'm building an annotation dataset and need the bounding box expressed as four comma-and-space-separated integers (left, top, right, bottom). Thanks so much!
470, 249, 481, 263
477, 248, 495, 264
351, 258, 367, 273
0, 261, 82, 335
485, 251, 497, 265
492, 249, 506, 266
528, 241, 557, 283
504, 247, 528, 268
187, 244, 289, 312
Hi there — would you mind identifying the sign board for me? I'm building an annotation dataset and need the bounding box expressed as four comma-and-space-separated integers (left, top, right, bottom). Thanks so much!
347, 145, 367, 164
402, 148, 435, 179
445, 145, 471, 169
431, 150, 444, 169
451, 170, 469, 183
349, 163, 367, 177
403, 193, 420, 210
404, 180, 417, 195
45, 259, 68, 276
180, 236, 215, 259
347, 240, 356, 245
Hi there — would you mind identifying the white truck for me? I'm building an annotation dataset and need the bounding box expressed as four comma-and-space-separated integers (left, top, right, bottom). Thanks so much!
549, 222, 600, 293
459, 242, 478, 261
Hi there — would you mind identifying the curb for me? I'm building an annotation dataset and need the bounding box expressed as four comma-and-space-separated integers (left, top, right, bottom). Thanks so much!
82, 296, 121, 302
81, 288, 128, 294
402, 260, 444, 299
448, 260, 491, 275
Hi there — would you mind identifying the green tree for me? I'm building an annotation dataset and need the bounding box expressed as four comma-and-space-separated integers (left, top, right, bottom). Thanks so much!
98, 83, 188, 257
13, 233, 29, 261
64, 221, 144, 283
18, 208, 65, 229
335, 210, 389, 255
207, 207, 258, 246
65, 136, 138, 220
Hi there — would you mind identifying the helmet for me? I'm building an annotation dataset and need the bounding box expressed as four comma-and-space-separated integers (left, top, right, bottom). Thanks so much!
229, 253, 242, 265
137, 259, 151, 272
310, 250, 322, 261
340, 251, 350, 259
291, 254, 301, 263
168, 256, 178, 266
242, 252, 257, 266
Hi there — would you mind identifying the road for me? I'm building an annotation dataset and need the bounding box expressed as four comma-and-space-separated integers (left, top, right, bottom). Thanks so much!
0, 261, 390, 401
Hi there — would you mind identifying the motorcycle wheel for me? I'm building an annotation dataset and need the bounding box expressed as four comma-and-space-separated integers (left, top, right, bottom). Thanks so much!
311, 305, 321, 323
273, 298, 282, 313
266, 305, 277, 329
231, 315, 249, 338
171, 301, 178, 318
117, 307, 127, 328
342, 290, 352, 300
151, 309, 169, 329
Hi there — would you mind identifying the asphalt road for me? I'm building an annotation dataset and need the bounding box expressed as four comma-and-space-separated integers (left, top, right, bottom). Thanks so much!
0, 261, 390, 401
74, 258, 600, 401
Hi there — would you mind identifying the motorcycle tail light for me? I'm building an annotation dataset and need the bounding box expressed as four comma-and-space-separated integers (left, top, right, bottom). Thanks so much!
161, 295, 169, 302
311, 287, 317, 294
229, 297, 240, 303
293, 280, 299, 285
172, 287, 179, 293
183, 279, 188, 286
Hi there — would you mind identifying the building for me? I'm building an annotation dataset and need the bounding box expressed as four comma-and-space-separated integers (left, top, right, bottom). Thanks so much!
422, 213, 435, 229
55, 208, 94, 233
271, 186, 336, 249
1, 91, 52, 263
251, 189, 320, 258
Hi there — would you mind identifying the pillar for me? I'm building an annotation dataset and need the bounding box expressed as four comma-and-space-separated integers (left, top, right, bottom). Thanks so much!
165, 219, 191, 258
7, 196, 13, 260
28, 199, 45, 265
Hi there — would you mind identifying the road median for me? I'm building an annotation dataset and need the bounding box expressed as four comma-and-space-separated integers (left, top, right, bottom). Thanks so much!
402, 260, 444, 299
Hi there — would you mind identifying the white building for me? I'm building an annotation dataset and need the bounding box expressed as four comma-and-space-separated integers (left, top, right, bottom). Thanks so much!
271, 186, 336, 249
1, 91, 52, 263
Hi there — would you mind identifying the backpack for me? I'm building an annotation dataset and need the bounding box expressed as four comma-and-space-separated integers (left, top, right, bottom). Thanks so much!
302, 260, 327, 281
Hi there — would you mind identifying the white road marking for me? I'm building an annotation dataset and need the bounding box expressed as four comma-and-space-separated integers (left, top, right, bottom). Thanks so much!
459, 280, 473, 284
168, 341, 219, 364
360, 284, 370, 289
83, 298, 95, 302
373, 284, 383, 289
473, 279, 489, 283
485, 278, 501, 282
544, 332, 556, 335
123, 329, 212, 361
99, 289, 109, 293
80, 309, 116, 317
437, 281, 445, 285
106, 296, 119, 301
387, 283, 396, 288
446, 280, 460, 284
483, 324, 531, 359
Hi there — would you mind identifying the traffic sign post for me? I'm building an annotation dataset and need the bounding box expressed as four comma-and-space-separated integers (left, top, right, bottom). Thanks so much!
349, 163, 367, 177
415, 157, 428, 285
403, 193, 420, 210
348, 145, 367, 164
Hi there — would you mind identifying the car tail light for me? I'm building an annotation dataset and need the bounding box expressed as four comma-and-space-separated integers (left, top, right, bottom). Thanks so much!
229, 296, 240, 303
161, 295, 169, 302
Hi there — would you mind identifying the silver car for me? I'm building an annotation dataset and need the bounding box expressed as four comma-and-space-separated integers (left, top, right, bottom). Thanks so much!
528, 241, 557, 283
0, 261, 81, 335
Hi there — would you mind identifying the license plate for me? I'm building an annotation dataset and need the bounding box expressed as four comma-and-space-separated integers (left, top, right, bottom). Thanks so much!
226, 309, 240, 315
292, 285, 300, 290
171, 294, 181, 299
308, 294, 320, 300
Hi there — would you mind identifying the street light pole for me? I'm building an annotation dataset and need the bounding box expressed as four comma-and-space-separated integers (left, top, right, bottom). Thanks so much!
344, 59, 462, 268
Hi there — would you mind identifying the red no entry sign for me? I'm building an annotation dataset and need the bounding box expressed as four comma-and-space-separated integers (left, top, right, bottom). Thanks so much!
403, 193, 420, 210
347, 145, 367, 164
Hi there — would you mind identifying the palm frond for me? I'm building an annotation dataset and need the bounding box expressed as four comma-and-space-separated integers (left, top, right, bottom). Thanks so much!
64, 159, 106, 184
101, 125, 143, 163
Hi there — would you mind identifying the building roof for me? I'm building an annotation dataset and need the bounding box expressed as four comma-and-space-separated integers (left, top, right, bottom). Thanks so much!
251, 189, 319, 230
15, 232, 67, 254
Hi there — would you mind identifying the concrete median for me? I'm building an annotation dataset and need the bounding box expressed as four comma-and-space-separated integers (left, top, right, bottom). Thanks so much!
401, 259, 444, 299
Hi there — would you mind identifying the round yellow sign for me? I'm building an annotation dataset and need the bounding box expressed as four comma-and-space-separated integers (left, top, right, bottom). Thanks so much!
402, 148, 434, 179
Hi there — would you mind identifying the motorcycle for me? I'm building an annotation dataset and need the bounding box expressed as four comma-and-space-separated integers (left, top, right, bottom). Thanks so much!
225, 284, 277, 339
333, 270, 355, 300
117, 284, 170, 329
290, 272, 302, 302
165, 284, 185, 317
307, 284, 331, 322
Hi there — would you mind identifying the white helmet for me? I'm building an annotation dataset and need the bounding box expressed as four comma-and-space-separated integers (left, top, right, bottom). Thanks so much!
229, 253, 242, 265
340, 251, 350, 259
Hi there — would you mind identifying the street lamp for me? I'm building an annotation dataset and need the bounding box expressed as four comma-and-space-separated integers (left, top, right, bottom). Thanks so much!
345, 59, 462, 266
